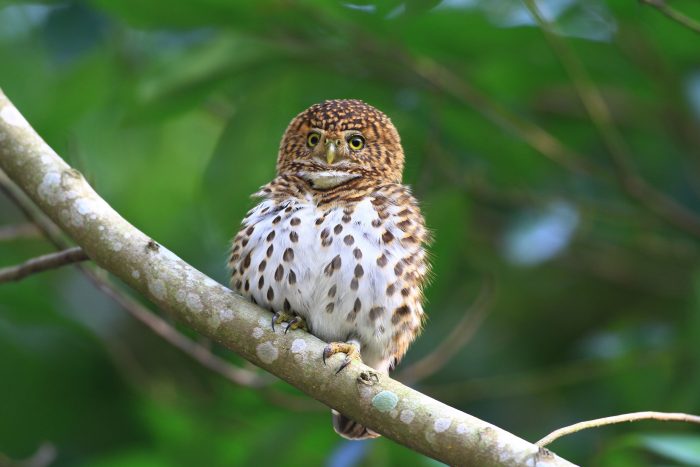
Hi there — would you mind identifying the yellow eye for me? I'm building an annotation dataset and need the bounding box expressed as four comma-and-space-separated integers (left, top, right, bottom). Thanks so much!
307, 132, 321, 147
348, 135, 365, 150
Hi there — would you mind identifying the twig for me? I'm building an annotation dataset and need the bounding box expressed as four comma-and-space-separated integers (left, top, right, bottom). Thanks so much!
0, 173, 269, 389
398, 277, 494, 385
0, 247, 88, 283
0, 223, 41, 241
0, 87, 576, 467
524, 0, 700, 238
537, 411, 700, 447
410, 55, 598, 176
639, 0, 700, 35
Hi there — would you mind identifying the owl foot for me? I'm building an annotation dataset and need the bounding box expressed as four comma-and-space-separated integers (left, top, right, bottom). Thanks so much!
271, 310, 308, 334
323, 341, 362, 374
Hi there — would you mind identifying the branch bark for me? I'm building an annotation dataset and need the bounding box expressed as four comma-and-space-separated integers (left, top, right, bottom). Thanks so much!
0, 246, 88, 283
0, 89, 575, 466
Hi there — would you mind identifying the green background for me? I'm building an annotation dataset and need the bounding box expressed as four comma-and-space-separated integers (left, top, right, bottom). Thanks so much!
1, 0, 700, 465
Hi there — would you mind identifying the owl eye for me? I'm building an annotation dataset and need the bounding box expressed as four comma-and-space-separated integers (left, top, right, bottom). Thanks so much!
307, 132, 321, 147
348, 134, 365, 150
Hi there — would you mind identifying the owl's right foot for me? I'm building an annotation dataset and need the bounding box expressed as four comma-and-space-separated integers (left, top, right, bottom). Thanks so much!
323, 340, 362, 374
271, 310, 308, 334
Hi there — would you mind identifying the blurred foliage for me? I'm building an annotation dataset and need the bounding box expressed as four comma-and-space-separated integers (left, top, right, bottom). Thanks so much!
1, 0, 700, 465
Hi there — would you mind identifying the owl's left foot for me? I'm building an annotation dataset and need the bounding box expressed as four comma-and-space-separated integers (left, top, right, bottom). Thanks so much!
271, 310, 308, 334
323, 341, 362, 374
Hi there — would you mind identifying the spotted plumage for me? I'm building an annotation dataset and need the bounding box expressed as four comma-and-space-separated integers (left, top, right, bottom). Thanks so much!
229, 99, 430, 440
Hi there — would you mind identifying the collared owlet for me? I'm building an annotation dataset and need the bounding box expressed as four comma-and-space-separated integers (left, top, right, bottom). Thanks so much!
229, 99, 430, 440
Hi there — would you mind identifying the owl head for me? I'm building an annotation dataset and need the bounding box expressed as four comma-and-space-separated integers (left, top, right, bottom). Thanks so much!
276, 99, 405, 189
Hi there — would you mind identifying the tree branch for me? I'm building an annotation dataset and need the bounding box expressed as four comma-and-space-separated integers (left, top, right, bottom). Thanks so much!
523, 0, 700, 238
639, 0, 700, 35
0, 89, 575, 466
537, 411, 700, 447
0, 246, 88, 283
0, 173, 270, 389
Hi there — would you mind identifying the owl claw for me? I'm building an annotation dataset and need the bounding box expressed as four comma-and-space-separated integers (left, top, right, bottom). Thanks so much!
271, 310, 307, 333
322, 341, 362, 374
284, 316, 307, 334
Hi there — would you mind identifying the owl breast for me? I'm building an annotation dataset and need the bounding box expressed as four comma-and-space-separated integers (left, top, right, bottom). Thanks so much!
229, 189, 427, 371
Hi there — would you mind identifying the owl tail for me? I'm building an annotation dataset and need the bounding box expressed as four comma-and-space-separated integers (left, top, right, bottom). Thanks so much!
332, 409, 381, 440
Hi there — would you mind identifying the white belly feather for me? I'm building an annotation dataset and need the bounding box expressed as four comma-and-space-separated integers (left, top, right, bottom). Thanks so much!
233, 195, 421, 370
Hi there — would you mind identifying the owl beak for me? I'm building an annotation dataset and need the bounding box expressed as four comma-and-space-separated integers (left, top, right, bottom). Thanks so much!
325, 141, 337, 165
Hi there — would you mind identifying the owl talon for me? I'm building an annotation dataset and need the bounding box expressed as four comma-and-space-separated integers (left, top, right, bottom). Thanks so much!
322, 341, 362, 374
271, 310, 307, 333
284, 316, 308, 334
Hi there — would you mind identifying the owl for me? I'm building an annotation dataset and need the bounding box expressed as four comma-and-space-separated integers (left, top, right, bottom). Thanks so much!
229, 99, 430, 439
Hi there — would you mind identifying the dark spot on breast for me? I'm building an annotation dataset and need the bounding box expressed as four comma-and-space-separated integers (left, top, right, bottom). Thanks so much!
288, 269, 297, 285
369, 306, 384, 321
289, 231, 299, 243
328, 284, 337, 298
274, 265, 284, 282
290, 217, 301, 226
350, 278, 359, 290
258, 276, 265, 289
334, 224, 343, 234
377, 254, 388, 267
320, 228, 330, 239
353, 298, 362, 313
267, 231, 276, 241
273, 216, 282, 224
371, 218, 382, 228
267, 286, 275, 301
394, 261, 404, 276
266, 244, 274, 258
342, 214, 352, 223
325, 255, 341, 275
344, 235, 354, 246
284, 298, 291, 311
244, 279, 250, 291
353, 248, 362, 259
354, 264, 364, 277
404, 235, 418, 244
246, 226, 255, 236
386, 284, 395, 296
283, 248, 294, 262
326, 302, 335, 313
242, 253, 251, 269
401, 287, 410, 297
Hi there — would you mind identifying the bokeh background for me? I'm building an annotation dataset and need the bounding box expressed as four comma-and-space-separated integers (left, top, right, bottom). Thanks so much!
2, 0, 700, 465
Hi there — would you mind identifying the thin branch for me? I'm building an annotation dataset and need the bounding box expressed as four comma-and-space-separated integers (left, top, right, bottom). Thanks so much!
0, 173, 269, 389
0, 89, 575, 466
0, 246, 88, 283
537, 411, 700, 447
0, 222, 41, 241
86, 267, 273, 388
398, 277, 494, 385
524, 0, 700, 238
639, 0, 700, 35
409, 55, 599, 177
